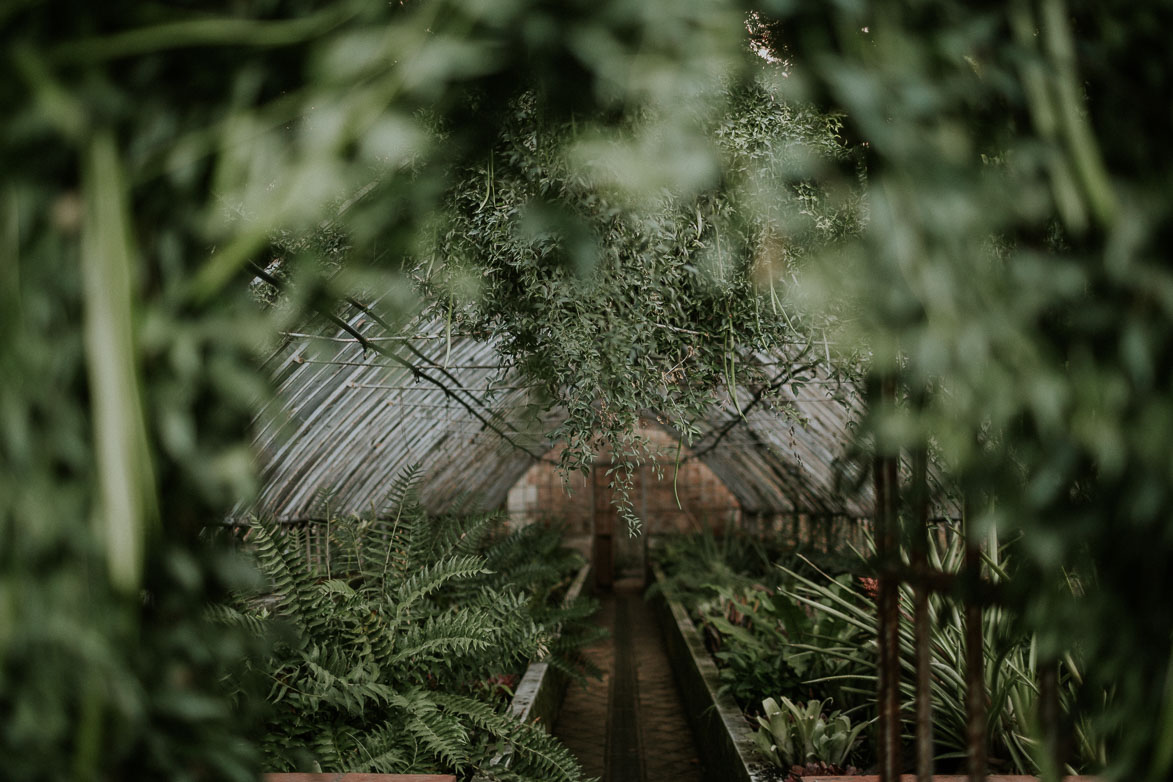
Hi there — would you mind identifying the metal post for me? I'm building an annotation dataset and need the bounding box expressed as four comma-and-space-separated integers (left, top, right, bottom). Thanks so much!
1040, 658, 1062, 782
873, 376, 902, 782
641, 463, 651, 584
964, 511, 987, 782
911, 445, 934, 782
593, 464, 614, 589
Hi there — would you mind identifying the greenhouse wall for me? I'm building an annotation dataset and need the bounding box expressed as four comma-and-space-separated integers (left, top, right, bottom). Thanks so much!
506, 424, 741, 537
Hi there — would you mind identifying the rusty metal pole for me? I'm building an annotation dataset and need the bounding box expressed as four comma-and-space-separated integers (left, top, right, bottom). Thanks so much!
1040, 658, 1062, 782
873, 375, 902, 782
911, 445, 934, 782
964, 503, 987, 782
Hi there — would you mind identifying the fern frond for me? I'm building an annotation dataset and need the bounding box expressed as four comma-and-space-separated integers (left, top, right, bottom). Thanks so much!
204, 602, 269, 638
309, 486, 338, 520
506, 721, 588, 782
433, 509, 500, 560
380, 463, 423, 517
391, 612, 494, 663
435, 692, 586, 782
395, 555, 491, 612
343, 722, 410, 773
307, 723, 348, 770
394, 690, 470, 770
250, 519, 325, 633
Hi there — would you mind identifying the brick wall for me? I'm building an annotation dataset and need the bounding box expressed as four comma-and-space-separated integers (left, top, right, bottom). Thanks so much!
505, 422, 741, 536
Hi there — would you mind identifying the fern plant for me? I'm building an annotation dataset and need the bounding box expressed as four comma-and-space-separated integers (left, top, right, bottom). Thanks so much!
219, 470, 598, 781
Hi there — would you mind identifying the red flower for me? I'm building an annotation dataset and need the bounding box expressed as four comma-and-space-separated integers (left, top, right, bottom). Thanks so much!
857, 576, 879, 600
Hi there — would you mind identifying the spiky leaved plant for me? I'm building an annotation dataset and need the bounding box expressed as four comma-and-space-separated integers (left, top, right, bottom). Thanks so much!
780, 524, 1107, 775
754, 696, 868, 769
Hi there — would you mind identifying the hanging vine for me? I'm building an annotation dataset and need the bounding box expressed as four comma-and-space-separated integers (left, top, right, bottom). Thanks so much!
415, 76, 859, 530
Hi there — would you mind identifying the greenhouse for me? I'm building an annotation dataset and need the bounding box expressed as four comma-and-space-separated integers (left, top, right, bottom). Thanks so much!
4, 2, 1173, 782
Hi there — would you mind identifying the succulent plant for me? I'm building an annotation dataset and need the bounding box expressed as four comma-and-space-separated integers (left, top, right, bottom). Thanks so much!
754, 696, 868, 769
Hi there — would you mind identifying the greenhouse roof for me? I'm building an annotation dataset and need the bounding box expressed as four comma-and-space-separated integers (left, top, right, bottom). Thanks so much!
246, 301, 896, 522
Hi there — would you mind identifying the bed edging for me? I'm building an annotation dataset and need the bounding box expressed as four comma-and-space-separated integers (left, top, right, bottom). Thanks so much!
647, 561, 786, 782
471, 560, 594, 780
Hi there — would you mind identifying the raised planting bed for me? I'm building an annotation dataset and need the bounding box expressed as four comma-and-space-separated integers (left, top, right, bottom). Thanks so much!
508, 561, 594, 729
648, 561, 786, 782
650, 562, 1100, 782
266, 776, 455, 782
803, 778, 1095, 782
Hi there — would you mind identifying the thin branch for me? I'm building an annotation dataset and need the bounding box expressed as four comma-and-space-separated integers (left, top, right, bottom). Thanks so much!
279, 331, 492, 343
687, 344, 821, 462
250, 264, 550, 461
651, 321, 713, 338
342, 296, 531, 437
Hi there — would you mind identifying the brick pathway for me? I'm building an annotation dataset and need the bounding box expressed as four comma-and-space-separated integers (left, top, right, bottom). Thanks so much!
556, 594, 613, 780
554, 578, 706, 782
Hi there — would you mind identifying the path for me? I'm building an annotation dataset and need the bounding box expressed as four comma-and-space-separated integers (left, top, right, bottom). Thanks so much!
553, 577, 707, 782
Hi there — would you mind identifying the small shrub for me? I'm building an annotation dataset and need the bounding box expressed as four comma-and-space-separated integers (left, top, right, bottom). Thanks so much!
699, 578, 864, 715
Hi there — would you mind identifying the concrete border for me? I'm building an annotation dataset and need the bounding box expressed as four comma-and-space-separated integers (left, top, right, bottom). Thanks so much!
647, 562, 786, 782
506, 561, 594, 728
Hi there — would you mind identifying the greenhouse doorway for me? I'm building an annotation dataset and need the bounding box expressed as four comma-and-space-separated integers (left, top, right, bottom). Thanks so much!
506, 421, 742, 590
590, 462, 647, 589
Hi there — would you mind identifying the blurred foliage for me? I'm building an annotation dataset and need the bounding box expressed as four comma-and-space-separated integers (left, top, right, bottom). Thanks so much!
2, 129, 272, 779
3, 0, 1173, 778
0, 0, 764, 777
755, 1, 1173, 778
